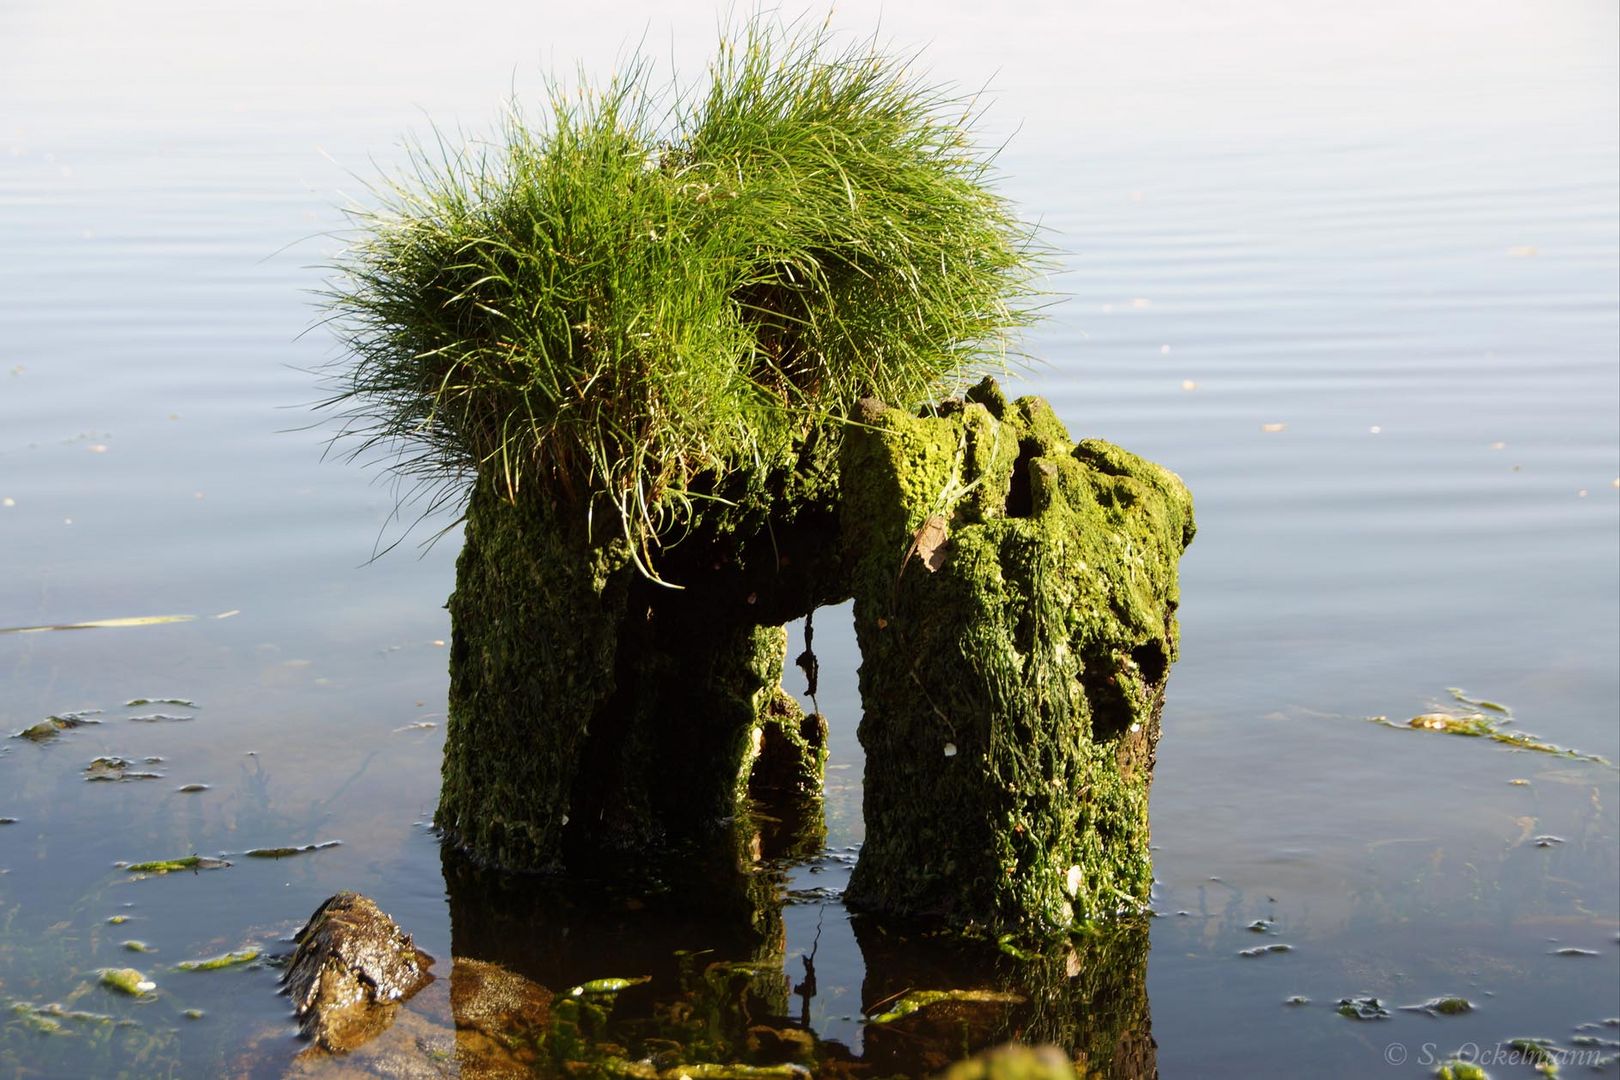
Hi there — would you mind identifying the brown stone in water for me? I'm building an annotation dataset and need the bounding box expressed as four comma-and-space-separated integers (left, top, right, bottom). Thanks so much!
282, 891, 434, 1052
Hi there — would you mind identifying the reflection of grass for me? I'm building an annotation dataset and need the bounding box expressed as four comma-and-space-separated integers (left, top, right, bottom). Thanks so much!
1367, 690, 1613, 766
322, 16, 1042, 569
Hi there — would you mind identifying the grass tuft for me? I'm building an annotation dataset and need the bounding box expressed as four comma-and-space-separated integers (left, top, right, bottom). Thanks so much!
320, 16, 1045, 569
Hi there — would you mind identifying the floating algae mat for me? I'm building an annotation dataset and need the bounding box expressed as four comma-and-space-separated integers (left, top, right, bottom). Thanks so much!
84, 756, 165, 782
174, 948, 260, 972
240, 840, 341, 859
121, 856, 232, 875
1367, 689, 1613, 766
13, 711, 102, 742
0, 614, 196, 634
99, 968, 156, 996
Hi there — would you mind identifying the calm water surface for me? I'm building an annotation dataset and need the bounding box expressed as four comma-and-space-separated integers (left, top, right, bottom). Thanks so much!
2, 3, 1616, 1077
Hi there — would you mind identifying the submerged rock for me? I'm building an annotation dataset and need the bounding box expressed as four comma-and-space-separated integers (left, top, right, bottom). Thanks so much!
438, 958, 556, 1076
281, 891, 434, 1052
274, 955, 553, 1078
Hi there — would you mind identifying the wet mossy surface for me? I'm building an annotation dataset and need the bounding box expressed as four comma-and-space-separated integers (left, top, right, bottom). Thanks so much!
437, 377, 1191, 939
437, 474, 634, 871
438, 423, 848, 874
840, 384, 1193, 933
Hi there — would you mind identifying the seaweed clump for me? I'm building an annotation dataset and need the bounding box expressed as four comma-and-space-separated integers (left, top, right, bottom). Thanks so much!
1368, 689, 1614, 766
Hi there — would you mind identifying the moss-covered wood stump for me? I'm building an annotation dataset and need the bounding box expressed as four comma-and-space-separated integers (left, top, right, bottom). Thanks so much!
438, 453, 842, 873
841, 380, 1195, 933
438, 376, 1193, 937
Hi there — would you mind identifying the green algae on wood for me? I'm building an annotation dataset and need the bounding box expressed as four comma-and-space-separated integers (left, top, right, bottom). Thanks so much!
840, 384, 1194, 933
438, 457, 841, 871
436, 476, 634, 871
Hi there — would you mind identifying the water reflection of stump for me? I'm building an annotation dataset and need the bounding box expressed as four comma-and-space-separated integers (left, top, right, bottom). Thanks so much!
441, 839, 786, 998
438, 833, 1153, 1077
440, 831, 798, 1073
854, 915, 1156, 1079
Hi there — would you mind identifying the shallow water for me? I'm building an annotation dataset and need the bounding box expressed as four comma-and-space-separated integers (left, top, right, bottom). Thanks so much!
2, 2, 1617, 1077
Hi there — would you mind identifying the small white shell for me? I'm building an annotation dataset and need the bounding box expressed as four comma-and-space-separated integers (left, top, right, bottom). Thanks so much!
943, 742, 957, 758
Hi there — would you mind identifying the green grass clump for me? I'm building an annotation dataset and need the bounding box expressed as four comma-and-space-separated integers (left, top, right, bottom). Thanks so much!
322, 18, 1042, 570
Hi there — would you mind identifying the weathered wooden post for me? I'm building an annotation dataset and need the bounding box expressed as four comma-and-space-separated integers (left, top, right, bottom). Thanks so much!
841, 380, 1194, 932
438, 452, 843, 871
